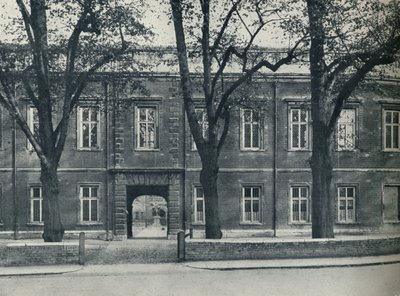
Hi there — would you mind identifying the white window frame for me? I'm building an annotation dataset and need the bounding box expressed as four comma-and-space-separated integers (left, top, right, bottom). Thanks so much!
240, 109, 262, 151
289, 107, 310, 151
193, 186, 205, 224
30, 186, 43, 223
27, 106, 39, 150
336, 109, 356, 151
192, 108, 208, 150
382, 185, 400, 222
79, 185, 99, 223
135, 106, 159, 150
290, 186, 310, 223
241, 186, 261, 223
337, 186, 356, 223
77, 106, 100, 150
383, 109, 400, 151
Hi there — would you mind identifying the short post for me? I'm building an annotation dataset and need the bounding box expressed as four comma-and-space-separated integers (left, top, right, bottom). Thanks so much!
79, 232, 85, 265
177, 230, 185, 261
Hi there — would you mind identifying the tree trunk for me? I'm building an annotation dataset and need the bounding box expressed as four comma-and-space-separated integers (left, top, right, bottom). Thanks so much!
310, 121, 334, 238
40, 162, 64, 242
200, 150, 222, 239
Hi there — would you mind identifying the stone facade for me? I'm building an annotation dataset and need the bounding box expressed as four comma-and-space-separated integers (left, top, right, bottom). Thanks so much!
0, 73, 399, 240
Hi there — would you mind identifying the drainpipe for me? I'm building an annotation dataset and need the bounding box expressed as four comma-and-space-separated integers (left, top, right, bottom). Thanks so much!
272, 81, 278, 237
12, 117, 18, 240
104, 81, 110, 241
181, 79, 187, 233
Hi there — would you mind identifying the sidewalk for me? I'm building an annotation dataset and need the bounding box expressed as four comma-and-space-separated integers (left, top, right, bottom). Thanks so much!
1, 254, 399, 277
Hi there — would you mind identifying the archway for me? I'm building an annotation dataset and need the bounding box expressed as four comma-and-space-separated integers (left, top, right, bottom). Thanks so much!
126, 185, 169, 239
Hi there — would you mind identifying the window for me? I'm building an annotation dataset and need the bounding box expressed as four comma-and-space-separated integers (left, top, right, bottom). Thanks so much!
337, 186, 356, 223
290, 186, 309, 223
193, 186, 205, 223
77, 107, 100, 149
30, 186, 42, 223
383, 110, 400, 151
80, 185, 99, 222
241, 109, 262, 150
242, 186, 261, 223
135, 106, 159, 150
27, 107, 39, 149
336, 109, 356, 151
289, 107, 310, 150
192, 109, 208, 150
383, 185, 400, 222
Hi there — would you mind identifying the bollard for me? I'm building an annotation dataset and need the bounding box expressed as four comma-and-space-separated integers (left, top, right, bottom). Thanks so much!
177, 230, 185, 261
79, 232, 85, 265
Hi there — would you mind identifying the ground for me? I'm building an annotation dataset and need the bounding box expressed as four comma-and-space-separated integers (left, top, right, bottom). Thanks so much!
0, 262, 399, 296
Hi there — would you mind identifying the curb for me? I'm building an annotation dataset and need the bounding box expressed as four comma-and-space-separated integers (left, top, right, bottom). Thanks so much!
0, 265, 83, 277
183, 255, 400, 271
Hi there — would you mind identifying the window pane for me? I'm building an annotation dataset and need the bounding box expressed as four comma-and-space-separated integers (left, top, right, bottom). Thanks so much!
253, 200, 259, 213
82, 108, 90, 121
91, 187, 98, 197
82, 187, 90, 198
292, 200, 299, 221
300, 124, 307, 148
292, 125, 299, 148
393, 112, 399, 124
292, 110, 299, 122
33, 187, 41, 198
196, 187, 204, 198
244, 124, 251, 147
244, 200, 251, 213
300, 109, 307, 122
197, 200, 203, 212
347, 187, 354, 197
253, 187, 260, 198
82, 123, 89, 147
386, 126, 392, 148
244, 187, 251, 197
91, 200, 98, 221
82, 200, 89, 221
252, 125, 260, 148
300, 187, 307, 198
90, 123, 98, 147
394, 126, 399, 149
292, 187, 299, 198
33, 200, 41, 222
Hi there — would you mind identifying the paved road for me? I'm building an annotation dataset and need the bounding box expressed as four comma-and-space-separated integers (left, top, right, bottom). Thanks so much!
1, 262, 399, 296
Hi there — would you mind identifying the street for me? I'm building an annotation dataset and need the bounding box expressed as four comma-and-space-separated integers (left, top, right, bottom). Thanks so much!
0, 263, 399, 296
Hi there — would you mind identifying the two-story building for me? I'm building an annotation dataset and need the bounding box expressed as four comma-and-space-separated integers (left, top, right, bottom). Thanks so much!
0, 56, 399, 240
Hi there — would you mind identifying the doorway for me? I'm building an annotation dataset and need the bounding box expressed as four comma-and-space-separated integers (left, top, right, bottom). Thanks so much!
126, 185, 169, 239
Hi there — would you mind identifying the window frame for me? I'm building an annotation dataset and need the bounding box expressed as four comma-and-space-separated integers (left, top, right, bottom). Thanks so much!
77, 106, 101, 150
27, 106, 39, 150
383, 108, 400, 152
241, 185, 262, 224
382, 184, 400, 223
193, 185, 205, 224
336, 185, 357, 224
289, 185, 311, 224
29, 185, 43, 224
240, 108, 263, 151
191, 108, 208, 151
288, 105, 311, 151
336, 108, 357, 151
134, 105, 160, 151
79, 184, 100, 223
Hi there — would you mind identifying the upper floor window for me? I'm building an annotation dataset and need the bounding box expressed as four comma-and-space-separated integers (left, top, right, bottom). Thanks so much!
290, 186, 309, 223
289, 107, 310, 150
383, 185, 400, 222
336, 109, 356, 151
241, 186, 261, 223
241, 109, 262, 150
77, 107, 100, 150
27, 106, 39, 149
383, 109, 400, 151
337, 186, 356, 223
79, 185, 99, 223
192, 108, 208, 150
135, 106, 159, 150
193, 186, 205, 223
30, 186, 42, 223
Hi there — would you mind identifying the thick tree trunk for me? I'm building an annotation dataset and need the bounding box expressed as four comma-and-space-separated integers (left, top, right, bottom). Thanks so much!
40, 163, 64, 242
310, 122, 334, 238
200, 150, 222, 239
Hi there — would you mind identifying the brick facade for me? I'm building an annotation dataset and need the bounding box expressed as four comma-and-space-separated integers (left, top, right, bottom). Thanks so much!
0, 73, 399, 240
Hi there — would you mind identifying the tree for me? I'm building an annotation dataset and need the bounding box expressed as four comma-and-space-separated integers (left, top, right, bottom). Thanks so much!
0, 0, 150, 242
305, 0, 400, 238
169, 0, 305, 238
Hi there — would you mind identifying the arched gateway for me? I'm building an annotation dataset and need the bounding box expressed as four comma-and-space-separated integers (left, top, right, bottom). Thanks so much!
112, 171, 182, 240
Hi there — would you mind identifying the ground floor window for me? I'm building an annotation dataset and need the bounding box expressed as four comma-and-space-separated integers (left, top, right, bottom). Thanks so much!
193, 187, 205, 223
337, 186, 356, 223
30, 186, 42, 223
242, 186, 261, 223
290, 186, 309, 223
80, 185, 99, 222
383, 185, 400, 222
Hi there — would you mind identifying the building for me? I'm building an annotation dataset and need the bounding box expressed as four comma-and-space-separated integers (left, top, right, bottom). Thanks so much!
0, 56, 399, 240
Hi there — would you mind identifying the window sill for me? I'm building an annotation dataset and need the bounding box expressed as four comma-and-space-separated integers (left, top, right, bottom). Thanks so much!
27, 222, 44, 226
240, 149, 265, 152
240, 222, 262, 226
382, 150, 400, 153
383, 221, 400, 224
289, 222, 311, 225
77, 222, 103, 226
335, 149, 356, 153
288, 149, 312, 152
76, 148, 103, 152
192, 222, 205, 226
336, 222, 358, 225
134, 148, 160, 152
